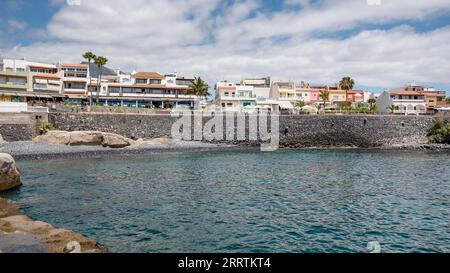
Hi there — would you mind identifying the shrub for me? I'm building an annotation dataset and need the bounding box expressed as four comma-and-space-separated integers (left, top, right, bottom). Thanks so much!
164, 101, 174, 109
428, 118, 450, 144
39, 122, 56, 135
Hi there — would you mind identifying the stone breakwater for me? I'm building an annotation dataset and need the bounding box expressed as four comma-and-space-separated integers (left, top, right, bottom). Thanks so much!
45, 113, 438, 148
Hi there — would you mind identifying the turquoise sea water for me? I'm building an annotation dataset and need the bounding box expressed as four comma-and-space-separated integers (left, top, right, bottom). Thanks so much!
2, 149, 450, 253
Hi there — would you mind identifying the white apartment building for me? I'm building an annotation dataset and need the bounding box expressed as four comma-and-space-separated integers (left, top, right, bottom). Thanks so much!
377, 89, 427, 115
0, 58, 63, 102
87, 71, 201, 109
215, 81, 257, 112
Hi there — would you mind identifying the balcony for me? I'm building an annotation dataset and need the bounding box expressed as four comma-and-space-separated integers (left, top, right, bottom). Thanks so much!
34, 84, 61, 92
63, 88, 86, 94
118, 93, 201, 100
0, 82, 27, 90
392, 99, 426, 103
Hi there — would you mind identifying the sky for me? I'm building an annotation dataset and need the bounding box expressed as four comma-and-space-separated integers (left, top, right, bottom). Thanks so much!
1, 0, 450, 95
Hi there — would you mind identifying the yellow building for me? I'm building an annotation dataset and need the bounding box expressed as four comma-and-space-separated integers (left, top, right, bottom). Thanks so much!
0, 70, 28, 102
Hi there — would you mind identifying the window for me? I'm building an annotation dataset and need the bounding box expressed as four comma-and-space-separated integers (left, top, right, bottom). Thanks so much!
136, 79, 147, 84
149, 79, 161, 85
8, 77, 26, 85
224, 92, 229, 96
109, 87, 120, 93
16, 68, 25, 72
227, 103, 233, 107
64, 82, 86, 89
222, 103, 225, 107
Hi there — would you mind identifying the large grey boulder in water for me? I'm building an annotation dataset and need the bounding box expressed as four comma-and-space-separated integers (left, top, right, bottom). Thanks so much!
0, 153, 22, 192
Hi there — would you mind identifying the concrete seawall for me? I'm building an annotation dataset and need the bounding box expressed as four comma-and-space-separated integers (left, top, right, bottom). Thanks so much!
0, 113, 48, 142
40, 113, 438, 148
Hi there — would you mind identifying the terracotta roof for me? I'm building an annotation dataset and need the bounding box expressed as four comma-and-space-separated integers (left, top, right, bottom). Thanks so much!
388, 90, 422, 96
33, 74, 60, 79
133, 72, 163, 80
218, 86, 237, 91
419, 91, 447, 97
347, 90, 365, 94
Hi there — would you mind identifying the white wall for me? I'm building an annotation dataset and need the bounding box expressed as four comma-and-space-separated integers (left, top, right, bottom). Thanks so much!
0, 102, 28, 113
376, 92, 392, 114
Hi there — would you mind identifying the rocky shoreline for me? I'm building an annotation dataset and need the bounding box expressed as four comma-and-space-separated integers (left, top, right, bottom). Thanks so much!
0, 152, 106, 253
0, 198, 107, 253
0, 140, 243, 161
1, 141, 450, 161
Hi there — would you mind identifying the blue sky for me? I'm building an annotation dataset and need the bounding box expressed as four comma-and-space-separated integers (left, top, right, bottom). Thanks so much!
1, 0, 450, 95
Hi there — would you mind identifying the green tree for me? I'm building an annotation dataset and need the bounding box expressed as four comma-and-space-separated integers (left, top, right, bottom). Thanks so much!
319, 87, 330, 109
295, 100, 306, 111
164, 101, 174, 109
82, 52, 96, 106
387, 104, 400, 114
94, 56, 108, 104
191, 77, 209, 99
339, 77, 355, 103
368, 97, 377, 113
447, 97, 450, 103
428, 118, 450, 144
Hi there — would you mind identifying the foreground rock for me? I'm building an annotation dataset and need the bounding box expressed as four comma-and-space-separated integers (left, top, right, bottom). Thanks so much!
34, 131, 135, 148
0, 198, 106, 253
0, 153, 22, 192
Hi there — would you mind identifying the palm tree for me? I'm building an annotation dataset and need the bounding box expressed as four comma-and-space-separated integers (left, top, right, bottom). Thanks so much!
368, 97, 377, 113
94, 56, 108, 104
339, 76, 355, 104
295, 100, 306, 111
191, 77, 209, 99
387, 104, 400, 114
82, 52, 96, 107
319, 87, 330, 110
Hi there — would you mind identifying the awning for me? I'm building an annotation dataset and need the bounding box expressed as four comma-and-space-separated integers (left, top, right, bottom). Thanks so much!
35, 79, 48, 84
278, 101, 294, 109
48, 80, 60, 85
34, 94, 53, 99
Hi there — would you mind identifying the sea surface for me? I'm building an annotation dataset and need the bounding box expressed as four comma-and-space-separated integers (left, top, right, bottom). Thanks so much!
2, 149, 450, 253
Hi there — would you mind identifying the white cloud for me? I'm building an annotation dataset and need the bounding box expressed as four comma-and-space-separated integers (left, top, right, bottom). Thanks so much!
7, 19, 28, 31
1, 0, 450, 88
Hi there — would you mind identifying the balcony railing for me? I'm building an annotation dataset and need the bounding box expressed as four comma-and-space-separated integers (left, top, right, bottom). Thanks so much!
34, 84, 61, 92
0, 82, 27, 89
392, 99, 426, 103
63, 88, 86, 93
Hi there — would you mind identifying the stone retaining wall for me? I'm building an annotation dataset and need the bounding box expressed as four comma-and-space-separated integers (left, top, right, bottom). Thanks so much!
0, 113, 48, 142
47, 113, 438, 147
